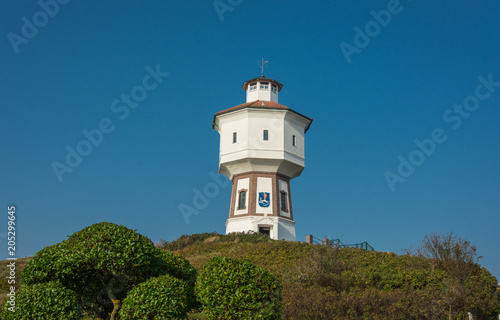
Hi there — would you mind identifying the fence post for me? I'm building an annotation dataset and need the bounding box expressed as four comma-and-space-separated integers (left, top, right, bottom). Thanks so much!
305, 235, 313, 244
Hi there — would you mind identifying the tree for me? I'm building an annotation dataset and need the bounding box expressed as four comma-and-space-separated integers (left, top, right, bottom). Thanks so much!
404, 232, 500, 318
405, 231, 481, 281
22, 222, 195, 319
412, 232, 480, 263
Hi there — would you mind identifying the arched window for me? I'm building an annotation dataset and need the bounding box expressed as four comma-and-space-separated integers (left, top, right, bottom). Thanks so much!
238, 190, 247, 210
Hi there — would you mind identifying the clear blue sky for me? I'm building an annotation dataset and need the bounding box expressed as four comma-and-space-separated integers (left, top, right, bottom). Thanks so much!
1, 1, 499, 281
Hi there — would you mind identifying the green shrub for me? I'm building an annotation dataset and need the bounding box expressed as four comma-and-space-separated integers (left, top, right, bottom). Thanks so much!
119, 274, 190, 320
22, 222, 167, 319
159, 251, 198, 310
196, 257, 282, 320
1, 281, 81, 320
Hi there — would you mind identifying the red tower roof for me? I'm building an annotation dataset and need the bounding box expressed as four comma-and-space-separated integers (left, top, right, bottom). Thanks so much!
213, 100, 312, 132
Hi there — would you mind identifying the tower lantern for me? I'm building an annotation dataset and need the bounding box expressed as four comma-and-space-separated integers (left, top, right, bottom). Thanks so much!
212, 74, 312, 241
242, 76, 283, 103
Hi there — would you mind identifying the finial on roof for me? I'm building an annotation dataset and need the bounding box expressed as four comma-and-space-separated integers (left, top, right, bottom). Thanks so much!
258, 58, 268, 77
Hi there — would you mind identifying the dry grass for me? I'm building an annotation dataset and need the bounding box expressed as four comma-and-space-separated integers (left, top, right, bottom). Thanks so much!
0, 257, 31, 307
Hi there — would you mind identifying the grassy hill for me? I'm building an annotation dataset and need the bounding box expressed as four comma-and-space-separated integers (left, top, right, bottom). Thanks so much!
0, 257, 30, 305
160, 232, 500, 320
2, 232, 499, 319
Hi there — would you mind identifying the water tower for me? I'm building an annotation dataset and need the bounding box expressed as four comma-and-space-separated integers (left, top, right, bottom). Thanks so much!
212, 73, 312, 241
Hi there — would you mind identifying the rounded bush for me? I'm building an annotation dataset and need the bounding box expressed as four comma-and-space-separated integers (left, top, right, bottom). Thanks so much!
119, 274, 190, 320
21, 242, 100, 297
159, 251, 198, 310
1, 281, 81, 320
196, 257, 282, 320
159, 251, 197, 285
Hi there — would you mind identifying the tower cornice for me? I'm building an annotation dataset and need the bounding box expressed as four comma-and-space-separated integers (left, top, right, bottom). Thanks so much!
212, 100, 313, 133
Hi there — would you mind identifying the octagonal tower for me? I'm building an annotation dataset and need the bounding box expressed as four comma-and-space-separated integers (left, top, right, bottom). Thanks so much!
212, 75, 312, 241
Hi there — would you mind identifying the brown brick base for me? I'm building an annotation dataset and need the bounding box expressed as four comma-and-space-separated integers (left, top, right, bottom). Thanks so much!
228, 171, 294, 221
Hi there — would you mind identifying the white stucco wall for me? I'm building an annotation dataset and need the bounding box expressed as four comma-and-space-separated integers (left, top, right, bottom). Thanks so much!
284, 112, 307, 160
277, 218, 296, 241
247, 110, 284, 152
216, 108, 310, 179
226, 216, 296, 241
226, 216, 260, 234
218, 109, 286, 158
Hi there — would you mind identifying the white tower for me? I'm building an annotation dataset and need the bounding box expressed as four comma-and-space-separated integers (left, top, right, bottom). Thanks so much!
212, 75, 312, 241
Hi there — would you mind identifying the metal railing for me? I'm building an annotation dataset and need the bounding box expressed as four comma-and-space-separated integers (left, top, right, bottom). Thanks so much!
306, 235, 375, 252
340, 241, 374, 251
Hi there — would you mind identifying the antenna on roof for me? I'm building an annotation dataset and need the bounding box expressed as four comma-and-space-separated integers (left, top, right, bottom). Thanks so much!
258, 58, 268, 77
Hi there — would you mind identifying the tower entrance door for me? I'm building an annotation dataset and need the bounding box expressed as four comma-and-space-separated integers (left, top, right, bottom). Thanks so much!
258, 226, 271, 236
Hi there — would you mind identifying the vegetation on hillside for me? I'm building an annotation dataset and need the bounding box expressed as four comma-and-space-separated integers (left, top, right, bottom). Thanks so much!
1, 228, 499, 319
161, 231, 500, 320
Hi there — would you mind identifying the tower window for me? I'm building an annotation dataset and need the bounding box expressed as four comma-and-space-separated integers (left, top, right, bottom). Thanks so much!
238, 190, 247, 210
260, 82, 269, 90
292, 135, 296, 146
263, 129, 269, 141
280, 191, 288, 212
249, 83, 257, 92
271, 85, 277, 93
233, 132, 237, 143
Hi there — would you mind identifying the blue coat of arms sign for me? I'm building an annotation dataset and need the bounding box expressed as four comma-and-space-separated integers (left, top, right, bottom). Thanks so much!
258, 192, 270, 208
